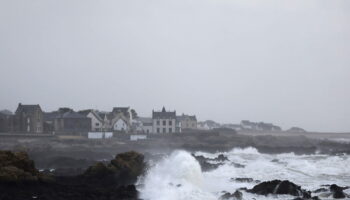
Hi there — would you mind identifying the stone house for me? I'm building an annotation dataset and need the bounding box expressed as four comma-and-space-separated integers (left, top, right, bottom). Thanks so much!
0, 111, 13, 132
152, 107, 176, 134
176, 114, 197, 132
53, 110, 91, 134
13, 103, 43, 133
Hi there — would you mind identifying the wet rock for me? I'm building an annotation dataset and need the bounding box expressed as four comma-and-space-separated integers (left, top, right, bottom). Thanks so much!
84, 151, 145, 185
248, 180, 311, 198
214, 154, 229, 162
231, 162, 245, 168
0, 151, 144, 200
330, 184, 348, 199
220, 190, 243, 200
191, 154, 223, 171
0, 151, 49, 183
231, 178, 254, 183
313, 188, 328, 193
293, 196, 320, 200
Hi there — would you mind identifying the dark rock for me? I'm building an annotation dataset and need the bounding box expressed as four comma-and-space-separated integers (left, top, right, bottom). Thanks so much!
311, 196, 320, 200
231, 162, 245, 168
231, 178, 254, 183
313, 188, 328, 193
0, 151, 144, 200
214, 154, 229, 162
330, 184, 347, 199
191, 154, 223, 171
220, 190, 242, 200
248, 180, 310, 198
84, 151, 145, 186
293, 196, 320, 200
0, 151, 49, 183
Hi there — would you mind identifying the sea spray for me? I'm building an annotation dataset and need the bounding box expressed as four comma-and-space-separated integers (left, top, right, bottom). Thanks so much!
138, 150, 216, 200
138, 147, 350, 200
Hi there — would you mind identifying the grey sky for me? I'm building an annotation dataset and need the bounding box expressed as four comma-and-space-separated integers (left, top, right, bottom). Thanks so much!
0, 0, 349, 132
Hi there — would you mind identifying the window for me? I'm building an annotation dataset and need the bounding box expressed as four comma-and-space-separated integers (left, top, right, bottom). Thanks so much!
163, 120, 166, 126
157, 120, 160, 125
163, 128, 166, 133
169, 128, 172, 133
95, 123, 100, 126
157, 128, 160, 133
169, 120, 172, 126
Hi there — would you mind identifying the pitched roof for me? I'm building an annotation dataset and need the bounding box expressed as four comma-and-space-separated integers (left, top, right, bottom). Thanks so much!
43, 111, 61, 121
177, 114, 197, 121
137, 117, 153, 123
61, 111, 87, 119
112, 107, 130, 117
152, 107, 176, 119
79, 110, 103, 122
15, 103, 42, 114
0, 109, 13, 115
78, 109, 92, 116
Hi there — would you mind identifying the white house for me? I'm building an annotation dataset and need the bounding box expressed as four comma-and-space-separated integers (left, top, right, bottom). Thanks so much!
110, 107, 132, 132
152, 107, 176, 134
79, 110, 104, 132
113, 118, 129, 132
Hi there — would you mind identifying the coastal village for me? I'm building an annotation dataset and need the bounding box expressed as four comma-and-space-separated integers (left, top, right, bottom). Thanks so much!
0, 103, 305, 138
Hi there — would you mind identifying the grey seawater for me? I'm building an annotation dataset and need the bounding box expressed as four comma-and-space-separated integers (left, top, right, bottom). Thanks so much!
137, 147, 350, 200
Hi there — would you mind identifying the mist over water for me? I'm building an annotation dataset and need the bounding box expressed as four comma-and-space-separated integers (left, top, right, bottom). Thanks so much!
138, 148, 350, 200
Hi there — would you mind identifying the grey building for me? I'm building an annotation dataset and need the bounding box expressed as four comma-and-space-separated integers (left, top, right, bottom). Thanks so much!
54, 110, 91, 134
177, 114, 197, 132
152, 107, 176, 134
0, 111, 13, 132
13, 103, 43, 133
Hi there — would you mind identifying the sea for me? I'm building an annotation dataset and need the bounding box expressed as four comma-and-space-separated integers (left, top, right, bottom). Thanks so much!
137, 147, 350, 200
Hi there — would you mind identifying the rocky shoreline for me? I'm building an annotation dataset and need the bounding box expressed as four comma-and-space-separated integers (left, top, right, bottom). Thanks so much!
1, 148, 349, 200
0, 150, 144, 200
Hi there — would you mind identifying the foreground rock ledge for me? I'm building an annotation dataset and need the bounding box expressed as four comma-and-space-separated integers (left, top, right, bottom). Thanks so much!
0, 150, 145, 200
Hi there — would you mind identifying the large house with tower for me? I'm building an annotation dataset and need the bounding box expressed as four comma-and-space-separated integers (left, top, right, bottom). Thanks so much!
152, 107, 176, 134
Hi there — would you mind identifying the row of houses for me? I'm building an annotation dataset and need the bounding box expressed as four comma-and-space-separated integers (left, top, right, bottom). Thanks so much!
0, 104, 198, 134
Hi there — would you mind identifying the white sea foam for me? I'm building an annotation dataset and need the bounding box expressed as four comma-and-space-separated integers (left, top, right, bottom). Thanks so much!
138, 148, 350, 200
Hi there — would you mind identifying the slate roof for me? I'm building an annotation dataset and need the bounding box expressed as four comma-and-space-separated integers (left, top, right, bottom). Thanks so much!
61, 111, 87, 119
0, 110, 13, 115
79, 110, 103, 122
152, 107, 176, 119
15, 104, 42, 114
177, 114, 197, 121
138, 117, 153, 123
43, 112, 60, 121
112, 107, 130, 117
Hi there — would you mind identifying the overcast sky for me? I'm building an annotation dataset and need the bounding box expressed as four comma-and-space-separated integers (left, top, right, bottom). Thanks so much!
0, 0, 349, 132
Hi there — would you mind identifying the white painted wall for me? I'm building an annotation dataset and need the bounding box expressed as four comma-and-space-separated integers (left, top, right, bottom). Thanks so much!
88, 132, 113, 139
113, 119, 129, 132
87, 112, 102, 131
130, 135, 147, 141
153, 119, 176, 133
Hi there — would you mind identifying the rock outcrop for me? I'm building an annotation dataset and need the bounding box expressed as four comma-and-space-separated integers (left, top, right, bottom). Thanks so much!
248, 180, 311, 198
220, 190, 243, 200
330, 184, 349, 199
84, 151, 145, 185
0, 151, 48, 183
191, 154, 224, 171
0, 150, 144, 200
